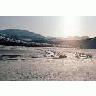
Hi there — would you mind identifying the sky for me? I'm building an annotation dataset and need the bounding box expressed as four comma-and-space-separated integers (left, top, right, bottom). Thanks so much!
0, 16, 96, 38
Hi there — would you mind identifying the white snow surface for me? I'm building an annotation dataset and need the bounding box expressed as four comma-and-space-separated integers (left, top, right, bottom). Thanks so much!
0, 45, 96, 81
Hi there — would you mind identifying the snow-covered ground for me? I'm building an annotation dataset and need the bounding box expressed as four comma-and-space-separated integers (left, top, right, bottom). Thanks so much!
0, 45, 96, 81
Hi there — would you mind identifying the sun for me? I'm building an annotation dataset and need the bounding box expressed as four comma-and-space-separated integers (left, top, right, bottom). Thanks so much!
62, 16, 79, 37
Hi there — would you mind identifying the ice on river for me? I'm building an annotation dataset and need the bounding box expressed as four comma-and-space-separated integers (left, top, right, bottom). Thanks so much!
0, 45, 96, 81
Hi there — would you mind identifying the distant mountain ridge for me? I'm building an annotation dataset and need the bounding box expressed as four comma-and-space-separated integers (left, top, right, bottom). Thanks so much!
0, 29, 39, 36
81, 37, 96, 49
0, 29, 54, 47
0, 29, 96, 49
0, 29, 48, 43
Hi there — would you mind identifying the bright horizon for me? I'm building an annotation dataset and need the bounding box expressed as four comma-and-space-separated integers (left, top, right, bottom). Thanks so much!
0, 16, 96, 38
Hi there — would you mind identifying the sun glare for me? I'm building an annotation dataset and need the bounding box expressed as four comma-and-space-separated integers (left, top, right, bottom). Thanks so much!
62, 16, 79, 37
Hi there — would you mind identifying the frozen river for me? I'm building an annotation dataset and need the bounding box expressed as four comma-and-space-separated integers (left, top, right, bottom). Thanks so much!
0, 45, 96, 81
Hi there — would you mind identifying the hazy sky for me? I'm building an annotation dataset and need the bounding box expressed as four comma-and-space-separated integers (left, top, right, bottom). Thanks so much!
0, 16, 96, 38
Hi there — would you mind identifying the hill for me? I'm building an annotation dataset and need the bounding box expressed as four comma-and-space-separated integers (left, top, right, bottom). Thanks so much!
0, 29, 54, 47
0, 29, 48, 43
81, 38, 96, 49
